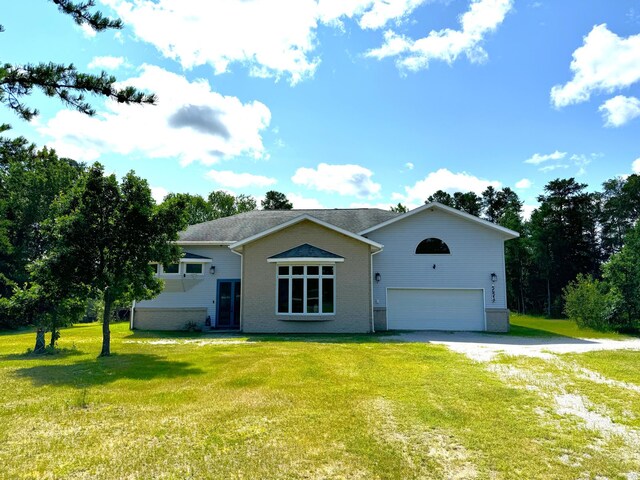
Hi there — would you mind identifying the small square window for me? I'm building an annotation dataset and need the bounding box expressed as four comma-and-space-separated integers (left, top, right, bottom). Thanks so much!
186, 263, 203, 274
292, 266, 304, 275
278, 266, 289, 276
322, 266, 334, 276
307, 266, 319, 275
164, 263, 179, 274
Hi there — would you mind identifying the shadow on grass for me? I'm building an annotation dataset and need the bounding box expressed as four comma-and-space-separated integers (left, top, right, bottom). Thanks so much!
126, 328, 397, 344
497, 324, 574, 338
1, 347, 85, 361
12, 353, 204, 387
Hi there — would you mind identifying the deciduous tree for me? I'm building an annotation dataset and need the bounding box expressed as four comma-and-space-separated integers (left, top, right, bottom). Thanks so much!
41, 164, 187, 356
261, 190, 293, 210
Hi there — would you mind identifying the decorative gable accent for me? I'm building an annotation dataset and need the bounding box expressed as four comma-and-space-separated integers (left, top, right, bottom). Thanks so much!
267, 243, 344, 263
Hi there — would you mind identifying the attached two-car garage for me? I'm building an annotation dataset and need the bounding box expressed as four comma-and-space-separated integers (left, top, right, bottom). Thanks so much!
386, 288, 485, 331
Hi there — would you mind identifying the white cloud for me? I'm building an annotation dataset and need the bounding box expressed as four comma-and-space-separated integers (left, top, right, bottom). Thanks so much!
393, 168, 501, 206
632, 158, 640, 173
515, 178, 532, 189
103, 0, 426, 85
79, 23, 97, 38
151, 186, 169, 204
405, 162, 414, 170
551, 25, 640, 108
366, 0, 513, 71
599, 95, 640, 127
524, 150, 567, 165
522, 204, 536, 220
539, 164, 569, 173
205, 169, 276, 188
286, 193, 325, 209
88, 56, 127, 70
38, 64, 271, 165
292, 163, 381, 198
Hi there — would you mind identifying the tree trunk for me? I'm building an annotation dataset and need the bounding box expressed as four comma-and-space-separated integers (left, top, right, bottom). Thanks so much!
49, 313, 58, 350
34, 327, 46, 354
100, 292, 113, 357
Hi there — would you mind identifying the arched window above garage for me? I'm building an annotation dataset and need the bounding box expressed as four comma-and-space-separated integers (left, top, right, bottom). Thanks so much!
415, 238, 450, 254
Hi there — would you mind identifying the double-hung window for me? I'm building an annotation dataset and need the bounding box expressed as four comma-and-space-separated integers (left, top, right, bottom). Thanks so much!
277, 265, 335, 315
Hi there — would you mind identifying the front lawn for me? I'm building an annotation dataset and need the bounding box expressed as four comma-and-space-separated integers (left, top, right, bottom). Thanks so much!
1, 323, 639, 479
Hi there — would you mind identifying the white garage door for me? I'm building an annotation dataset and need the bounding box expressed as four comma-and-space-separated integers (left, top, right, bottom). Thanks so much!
387, 288, 485, 331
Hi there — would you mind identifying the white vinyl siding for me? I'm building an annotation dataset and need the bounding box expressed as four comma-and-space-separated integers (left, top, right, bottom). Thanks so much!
387, 288, 485, 331
135, 245, 240, 322
369, 207, 508, 311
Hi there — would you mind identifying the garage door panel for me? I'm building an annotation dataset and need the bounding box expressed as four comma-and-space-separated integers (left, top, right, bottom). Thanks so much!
387, 289, 484, 331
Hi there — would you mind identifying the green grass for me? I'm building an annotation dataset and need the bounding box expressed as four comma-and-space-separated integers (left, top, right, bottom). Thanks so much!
508, 313, 632, 339
1, 323, 639, 479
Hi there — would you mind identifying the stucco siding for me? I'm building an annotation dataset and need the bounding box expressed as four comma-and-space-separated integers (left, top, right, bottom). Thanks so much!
133, 245, 240, 329
368, 208, 509, 313
241, 220, 372, 333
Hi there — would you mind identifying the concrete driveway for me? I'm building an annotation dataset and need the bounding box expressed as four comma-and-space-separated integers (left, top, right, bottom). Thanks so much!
385, 331, 640, 361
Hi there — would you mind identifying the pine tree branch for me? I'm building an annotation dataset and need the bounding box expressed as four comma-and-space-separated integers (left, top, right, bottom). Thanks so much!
50, 0, 123, 31
0, 63, 156, 121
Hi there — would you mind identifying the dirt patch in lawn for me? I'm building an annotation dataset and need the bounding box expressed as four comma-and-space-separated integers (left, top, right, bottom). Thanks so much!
363, 397, 479, 479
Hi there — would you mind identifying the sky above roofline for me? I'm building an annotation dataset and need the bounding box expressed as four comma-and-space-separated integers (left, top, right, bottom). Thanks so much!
3, 0, 640, 218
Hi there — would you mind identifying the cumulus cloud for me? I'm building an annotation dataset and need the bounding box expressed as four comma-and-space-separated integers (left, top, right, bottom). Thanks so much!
38, 64, 271, 165
151, 186, 169, 204
515, 178, 532, 189
551, 25, 640, 108
88, 56, 127, 70
292, 163, 381, 198
102, 0, 428, 84
524, 151, 567, 165
205, 169, 276, 188
404, 162, 414, 170
366, 0, 513, 71
286, 193, 325, 209
599, 95, 640, 127
393, 168, 501, 206
632, 158, 640, 173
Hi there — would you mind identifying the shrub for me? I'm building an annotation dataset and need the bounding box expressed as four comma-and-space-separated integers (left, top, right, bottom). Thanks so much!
563, 274, 614, 331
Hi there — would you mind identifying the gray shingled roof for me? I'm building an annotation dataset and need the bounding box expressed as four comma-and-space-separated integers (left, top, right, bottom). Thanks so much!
269, 243, 343, 260
179, 209, 401, 242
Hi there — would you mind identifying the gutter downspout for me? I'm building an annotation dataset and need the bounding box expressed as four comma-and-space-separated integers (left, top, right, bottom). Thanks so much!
370, 247, 383, 333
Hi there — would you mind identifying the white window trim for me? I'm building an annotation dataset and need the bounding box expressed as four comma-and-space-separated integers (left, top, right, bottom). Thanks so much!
275, 263, 336, 316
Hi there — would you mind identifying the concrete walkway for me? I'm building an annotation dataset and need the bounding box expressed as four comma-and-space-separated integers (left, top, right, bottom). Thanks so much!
386, 331, 640, 361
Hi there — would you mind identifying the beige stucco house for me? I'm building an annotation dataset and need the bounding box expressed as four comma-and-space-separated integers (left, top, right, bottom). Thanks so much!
131, 202, 519, 333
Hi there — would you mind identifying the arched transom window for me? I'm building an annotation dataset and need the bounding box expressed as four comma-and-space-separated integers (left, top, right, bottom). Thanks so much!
415, 238, 450, 254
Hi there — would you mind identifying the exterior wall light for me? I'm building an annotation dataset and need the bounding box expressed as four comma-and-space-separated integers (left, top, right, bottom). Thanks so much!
491, 272, 497, 283
375, 272, 381, 283
210, 265, 216, 275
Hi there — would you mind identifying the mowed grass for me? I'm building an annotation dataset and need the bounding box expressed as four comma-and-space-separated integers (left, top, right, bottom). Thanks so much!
508, 313, 633, 339
1, 323, 639, 479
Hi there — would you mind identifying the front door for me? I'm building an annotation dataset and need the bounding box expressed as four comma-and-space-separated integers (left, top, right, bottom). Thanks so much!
216, 280, 241, 329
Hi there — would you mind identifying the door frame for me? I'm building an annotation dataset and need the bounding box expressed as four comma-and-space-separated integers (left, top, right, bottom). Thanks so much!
216, 279, 241, 329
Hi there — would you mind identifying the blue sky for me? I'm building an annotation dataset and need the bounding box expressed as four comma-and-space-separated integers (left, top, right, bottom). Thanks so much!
3, 0, 640, 215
